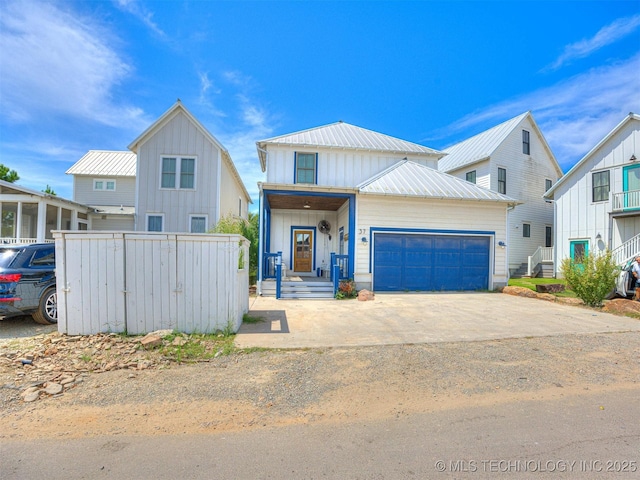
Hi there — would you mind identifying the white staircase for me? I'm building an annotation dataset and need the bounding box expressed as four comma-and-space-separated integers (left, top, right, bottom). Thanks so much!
612, 233, 640, 265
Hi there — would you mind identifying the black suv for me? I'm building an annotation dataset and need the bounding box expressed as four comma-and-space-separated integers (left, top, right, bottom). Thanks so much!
0, 244, 57, 324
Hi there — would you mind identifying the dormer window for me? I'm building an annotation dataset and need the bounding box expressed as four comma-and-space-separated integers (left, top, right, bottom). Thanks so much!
295, 152, 317, 184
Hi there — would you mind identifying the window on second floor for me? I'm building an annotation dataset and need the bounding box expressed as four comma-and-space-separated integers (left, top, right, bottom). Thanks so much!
545, 179, 553, 192
161, 157, 196, 189
592, 170, 610, 202
466, 170, 476, 184
498, 167, 507, 194
295, 152, 317, 184
94, 179, 116, 191
523, 223, 531, 238
522, 130, 530, 155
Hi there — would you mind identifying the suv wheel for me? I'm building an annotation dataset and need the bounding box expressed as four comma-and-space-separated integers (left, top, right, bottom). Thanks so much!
32, 287, 57, 325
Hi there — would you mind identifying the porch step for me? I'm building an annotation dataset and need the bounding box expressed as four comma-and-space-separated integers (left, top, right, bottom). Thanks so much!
510, 263, 529, 279
537, 263, 555, 278
260, 280, 335, 299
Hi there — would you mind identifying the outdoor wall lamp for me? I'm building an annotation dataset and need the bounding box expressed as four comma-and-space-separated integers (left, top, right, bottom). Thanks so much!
303, 201, 311, 209
596, 232, 602, 240
498, 241, 506, 248
630, 154, 637, 162
361, 237, 368, 244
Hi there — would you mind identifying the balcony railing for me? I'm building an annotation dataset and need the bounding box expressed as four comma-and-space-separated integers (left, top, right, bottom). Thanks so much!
0, 237, 54, 244
612, 190, 640, 212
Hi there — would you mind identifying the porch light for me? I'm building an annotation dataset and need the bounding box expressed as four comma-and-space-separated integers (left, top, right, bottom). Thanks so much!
303, 201, 311, 209
596, 232, 602, 240
361, 237, 368, 244
630, 154, 637, 162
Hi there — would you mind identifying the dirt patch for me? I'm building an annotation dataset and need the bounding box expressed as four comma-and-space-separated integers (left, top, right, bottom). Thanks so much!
2, 331, 639, 440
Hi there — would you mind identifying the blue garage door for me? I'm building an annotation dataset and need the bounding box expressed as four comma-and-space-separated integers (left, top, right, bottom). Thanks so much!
373, 233, 490, 292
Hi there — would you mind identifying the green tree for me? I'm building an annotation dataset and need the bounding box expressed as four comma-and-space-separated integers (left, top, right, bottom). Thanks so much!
43, 185, 57, 195
0, 164, 19, 183
211, 212, 259, 282
560, 250, 619, 307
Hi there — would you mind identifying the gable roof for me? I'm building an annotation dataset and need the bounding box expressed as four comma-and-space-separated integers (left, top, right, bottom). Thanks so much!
439, 112, 561, 176
544, 112, 640, 199
358, 160, 518, 204
256, 121, 444, 172
127, 100, 251, 203
66, 150, 136, 177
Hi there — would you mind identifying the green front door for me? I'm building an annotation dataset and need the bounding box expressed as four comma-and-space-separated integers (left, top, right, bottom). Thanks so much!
623, 164, 640, 209
570, 240, 589, 263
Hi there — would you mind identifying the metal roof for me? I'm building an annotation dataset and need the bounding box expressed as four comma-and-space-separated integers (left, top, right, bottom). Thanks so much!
66, 150, 136, 177
90, 205, 135, 215
257, 121, 443, 171
359, 160, 518, 203
439, 112, 530, 172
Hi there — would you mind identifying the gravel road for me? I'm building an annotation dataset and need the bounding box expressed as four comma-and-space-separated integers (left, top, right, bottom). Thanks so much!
2, 329, 639, 439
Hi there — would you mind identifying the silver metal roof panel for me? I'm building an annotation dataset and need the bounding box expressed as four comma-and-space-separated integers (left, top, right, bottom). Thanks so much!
66, 150, 136, 176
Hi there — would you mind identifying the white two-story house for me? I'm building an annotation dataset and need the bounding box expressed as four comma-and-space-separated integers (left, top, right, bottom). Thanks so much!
68, 101, 251, 233
439, 112, 562, 277
256, 121, 518, 297
544, 113, 640, 271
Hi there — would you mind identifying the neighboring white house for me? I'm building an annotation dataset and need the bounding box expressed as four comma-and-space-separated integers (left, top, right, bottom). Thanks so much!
0, 180, 89, 242
68, 100, 252, 233
439, 112, 562, 276
66, 150, 136, 230
256, 121, 518, 297
544, 113, 640, 273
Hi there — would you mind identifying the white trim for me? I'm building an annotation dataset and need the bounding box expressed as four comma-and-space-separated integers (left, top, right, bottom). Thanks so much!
93, 178, 117, 191
159, 155, 197, 190
189, 214, 208, 233
146, 213, 165, 232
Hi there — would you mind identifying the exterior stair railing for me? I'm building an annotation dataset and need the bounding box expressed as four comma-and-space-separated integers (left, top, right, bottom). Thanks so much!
527, 246, 554, 277
612, 233, 640, 266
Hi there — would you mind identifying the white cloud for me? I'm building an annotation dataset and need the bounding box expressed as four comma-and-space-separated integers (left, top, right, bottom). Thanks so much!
436, 54, 640, 171
0, 0, 148, 130
113, 0, 166, 38
546, 14, 640, 71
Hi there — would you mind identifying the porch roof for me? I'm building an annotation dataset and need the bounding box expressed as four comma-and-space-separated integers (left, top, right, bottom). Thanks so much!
358, 160, 520, 204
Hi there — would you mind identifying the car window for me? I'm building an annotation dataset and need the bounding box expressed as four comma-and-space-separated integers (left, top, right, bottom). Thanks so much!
0, 248, 20, 268
30, 248, 55, 267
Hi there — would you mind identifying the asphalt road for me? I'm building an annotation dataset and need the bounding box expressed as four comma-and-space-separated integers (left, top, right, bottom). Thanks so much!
3, 388, 638, 479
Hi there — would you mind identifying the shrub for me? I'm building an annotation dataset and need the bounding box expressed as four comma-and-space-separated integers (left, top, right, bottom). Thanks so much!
560, 250, 618, 307
335, 279, 357, 299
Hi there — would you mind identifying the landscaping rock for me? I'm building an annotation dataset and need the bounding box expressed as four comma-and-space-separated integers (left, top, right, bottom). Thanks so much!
357, 289, 375, 301
535, 284, 565, 294
139, 334, 163, 349
44, 382, 63, 395
502, 286, 537, 298
602, 298, 640, 316
556, 297, 584, 306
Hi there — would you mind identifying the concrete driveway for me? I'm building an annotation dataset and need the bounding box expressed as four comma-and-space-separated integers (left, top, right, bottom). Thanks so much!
235, 292, 640, 349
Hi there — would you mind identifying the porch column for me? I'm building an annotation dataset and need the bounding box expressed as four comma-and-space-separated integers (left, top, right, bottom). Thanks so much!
15, 202, 22, 242
258, 188, 264, 283
71, 210, 78, 231
36, 201, 46, 242
56, 206, 62, 230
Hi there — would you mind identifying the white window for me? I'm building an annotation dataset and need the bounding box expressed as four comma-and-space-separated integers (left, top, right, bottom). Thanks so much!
147, 214, 164, 232
94, 179, 116, 191
160, 157, 196, 189
189, 215, 208, 233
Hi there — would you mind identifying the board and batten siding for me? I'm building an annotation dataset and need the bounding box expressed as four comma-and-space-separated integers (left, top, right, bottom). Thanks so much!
266, 146, 439, 187
136, 111, 220, 232
219, 160, 248, 221
553, 118, 640, 271
89, 216, 134, 231
355, 195, 508, 290
269, 209, 338, 273
73, 175, 136, 206
54, 231, 249, 335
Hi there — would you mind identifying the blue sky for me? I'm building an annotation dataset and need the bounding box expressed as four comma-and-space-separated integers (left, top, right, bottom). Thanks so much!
1, 0, 639, 205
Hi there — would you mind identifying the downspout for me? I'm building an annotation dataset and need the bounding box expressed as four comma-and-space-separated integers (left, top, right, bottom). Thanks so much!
257, 183, 264, 295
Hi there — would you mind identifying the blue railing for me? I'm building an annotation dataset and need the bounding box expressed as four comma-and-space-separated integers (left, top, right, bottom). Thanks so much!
330, 253, 350, 281
263, 252, 280, 279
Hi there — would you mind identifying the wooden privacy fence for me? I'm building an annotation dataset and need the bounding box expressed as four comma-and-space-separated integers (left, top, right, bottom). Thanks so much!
53, 231, 249, 335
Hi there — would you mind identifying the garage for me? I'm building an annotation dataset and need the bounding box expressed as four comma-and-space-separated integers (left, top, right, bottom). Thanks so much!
373, 233, 491, 292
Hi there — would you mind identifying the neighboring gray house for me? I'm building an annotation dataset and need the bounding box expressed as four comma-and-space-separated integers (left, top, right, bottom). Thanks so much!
68, 101, 251, 232
66, 150, 136, 230
439, 112, 562, 277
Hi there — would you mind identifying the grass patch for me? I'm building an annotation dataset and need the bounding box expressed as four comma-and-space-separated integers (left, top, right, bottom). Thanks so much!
508, 277, 577, 298
242, 313, 263, 324
158, 332, 237, 363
